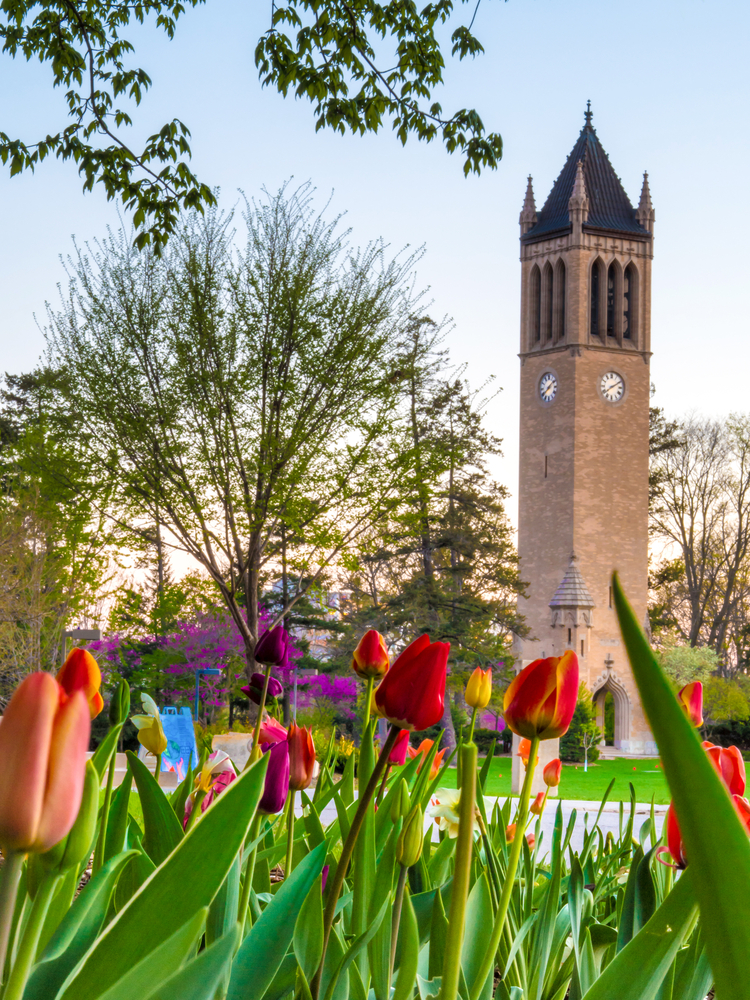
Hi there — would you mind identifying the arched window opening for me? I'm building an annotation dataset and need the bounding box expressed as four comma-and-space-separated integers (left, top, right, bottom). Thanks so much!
544, 265, 553, 343
530, 266, 541, 344
606, 263, 616, 336
557, 260, 566, 341
623, 264, 633, 340
590, 262, 600, 337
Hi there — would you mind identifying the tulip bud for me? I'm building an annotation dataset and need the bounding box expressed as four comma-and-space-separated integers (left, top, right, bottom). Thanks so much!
516, 738, 539, 770
678, 682, 703, 728
242, 672, 284, 706
259, 740, 290, 814
375, 635, 449, 732
396, 805, 424, 868
391, 779, 411, 823
40, 760, 99, 873
465, 667, 492, 711
288, 722, 316, 792
254, 627, 289, 667
543, 758, 562, 787
0, 673, 90, 853
503, 651, 579, 740
389, 729, 410, 765
530, 791, 546, 815
352, 630, 390, 680
58, 648, 104, 720
108, 679, 131, 727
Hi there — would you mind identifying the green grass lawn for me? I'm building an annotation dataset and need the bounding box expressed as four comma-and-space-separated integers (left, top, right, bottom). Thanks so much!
439, 755, 671, 804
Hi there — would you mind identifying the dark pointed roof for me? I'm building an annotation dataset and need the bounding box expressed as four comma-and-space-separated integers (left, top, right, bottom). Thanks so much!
523, 106, 649, 242
549, 555, 595, 609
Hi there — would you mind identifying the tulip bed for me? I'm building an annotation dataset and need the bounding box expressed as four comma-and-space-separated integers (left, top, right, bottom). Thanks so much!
0, 576, 749, 1000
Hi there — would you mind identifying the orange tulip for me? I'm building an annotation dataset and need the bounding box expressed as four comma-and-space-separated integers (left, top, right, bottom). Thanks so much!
505, 822, 516, 843
352, 630, 390, 680
503, 651, 579, 740
543, 758, 562, 787
516, 738, 539, 770
407, 739, 447, 780
0, 673, 90, 853
288, 722, 316, 791
526, 833, 536, 849
530, 791, 546, 815
465, 667, 492, 711
374, 635, 449, 732
57, 647, 104, 720
678, 682, 703, 728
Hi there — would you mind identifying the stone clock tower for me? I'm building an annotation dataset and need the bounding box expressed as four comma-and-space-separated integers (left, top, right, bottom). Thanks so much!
513, 106, 656, 782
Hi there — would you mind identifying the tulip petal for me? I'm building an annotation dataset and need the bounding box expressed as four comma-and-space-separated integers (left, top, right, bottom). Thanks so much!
57, 648, 103, 719
0, 673, 59, 851
34, 689, 91, 851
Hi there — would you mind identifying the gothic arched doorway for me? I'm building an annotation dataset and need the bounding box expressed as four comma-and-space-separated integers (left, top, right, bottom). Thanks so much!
592, 674, 631, 749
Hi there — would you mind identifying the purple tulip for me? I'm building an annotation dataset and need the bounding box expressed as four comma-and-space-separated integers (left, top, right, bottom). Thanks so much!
321, 864, 329, 893
241, 672, 283, 705
254, 627, 289, 667
259, 740, 290, 814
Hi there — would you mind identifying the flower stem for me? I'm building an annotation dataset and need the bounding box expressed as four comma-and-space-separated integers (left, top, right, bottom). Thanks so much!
375, 762, 392, 807
468, 736, 540, 1000
0, 852, 23, 978
2, 872, 58, 1000
185, 789, 207, 834
362, 677, 374, 731
285, 790, 296, 878
237, 813, 262, 943
466, 706, 479, 747
441, 740, 477, 1000
388, 864, 408, 994
249, 664, 273, 762
154, 753, 162, 784
311, 724, 400, 1000
93, 748, 117, 875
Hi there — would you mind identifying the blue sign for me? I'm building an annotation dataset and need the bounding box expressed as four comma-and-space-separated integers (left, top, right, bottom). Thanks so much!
160, 707, 198, 780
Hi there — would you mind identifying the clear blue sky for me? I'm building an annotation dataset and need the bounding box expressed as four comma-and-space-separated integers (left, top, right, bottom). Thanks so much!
1, 0, 747, 525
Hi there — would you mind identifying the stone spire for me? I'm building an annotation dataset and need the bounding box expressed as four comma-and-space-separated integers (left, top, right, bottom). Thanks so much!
519, 175, 537, 235
635, 171, 655, 234
567, 159, 589, 226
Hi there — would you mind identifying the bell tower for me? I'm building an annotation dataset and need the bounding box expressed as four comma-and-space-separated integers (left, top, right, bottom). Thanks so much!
515, 105, 656, 760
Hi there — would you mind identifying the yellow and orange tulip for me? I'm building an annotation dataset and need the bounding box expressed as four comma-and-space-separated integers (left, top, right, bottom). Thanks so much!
57, 647, 104, 720
407, 739, 447, 780
503, 651, 579, 740
0, 672, 90, 853
465, 666, 492, 711
351, 629, 390, 680
678, 681, 703, 727
543, 758, 562, 787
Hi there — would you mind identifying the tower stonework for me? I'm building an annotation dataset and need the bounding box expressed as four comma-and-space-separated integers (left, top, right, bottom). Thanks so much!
512, 108, 655, 790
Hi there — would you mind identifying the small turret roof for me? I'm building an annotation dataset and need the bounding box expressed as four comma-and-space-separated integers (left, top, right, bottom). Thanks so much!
523, 104, 649, 241
549, 555, 595, 609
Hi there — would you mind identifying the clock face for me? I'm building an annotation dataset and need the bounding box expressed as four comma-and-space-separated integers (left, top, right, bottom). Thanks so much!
601, 371, 625, 402
539, 372, 558, 403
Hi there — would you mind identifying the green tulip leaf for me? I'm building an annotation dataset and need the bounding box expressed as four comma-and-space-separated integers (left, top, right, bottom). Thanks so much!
323, 898, 389, 1000
126, 751, 183, 866
143, 926, 239, 1000
104, 773, 133, 863
614, 573, 750, 1000
392, 890, 419, 1000
58, 753, 268, 1000
580, 866, 698, 1000
206, 853, 240, 947
461, 873, 494, 1000
294, 873, 325, 981
23, 851, 137, 1000
227, 841, 327, 1000
367, 826, 398, 1000
91, 724, 124, 780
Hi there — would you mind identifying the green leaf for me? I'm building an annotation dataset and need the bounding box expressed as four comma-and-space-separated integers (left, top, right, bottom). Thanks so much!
368, 826, 398, 1000
144, 926, 239, 1000
23, 851, 137, 1000
323, 898, 389, 1000
427, 885, 448, 981
462, 873, 494, 1000
91, 725, 124, 779
227, 841, 327, 1000
169, 762, 194, 822
206, 853, 240, 947
617, 846, 657, 952
478, 742, 496, 790
126, 751, 183, 866
104, 774, 132, 863
581, 866, 698, 1000
89, 908, 207, 1000
294, 874, 325, 981
614, 573, 750, 1000
59, 754, 268, 1000
392, 890, 419, 1000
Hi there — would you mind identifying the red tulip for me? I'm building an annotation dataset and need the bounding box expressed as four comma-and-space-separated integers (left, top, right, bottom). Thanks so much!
389, 728, 410, 765
733, 795, 750, 835
543, 758, 562, 787
703, 741, 746, 796
665, 802, 687, 869
57, 648, 104, 720
374, 635, 449, 732
352, 630, 390, 680
503, 651, 579, 740
0, 673, 90, 853
407, 739, 447, 780
678, 682, 703, 728
288, 722, 316, 791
